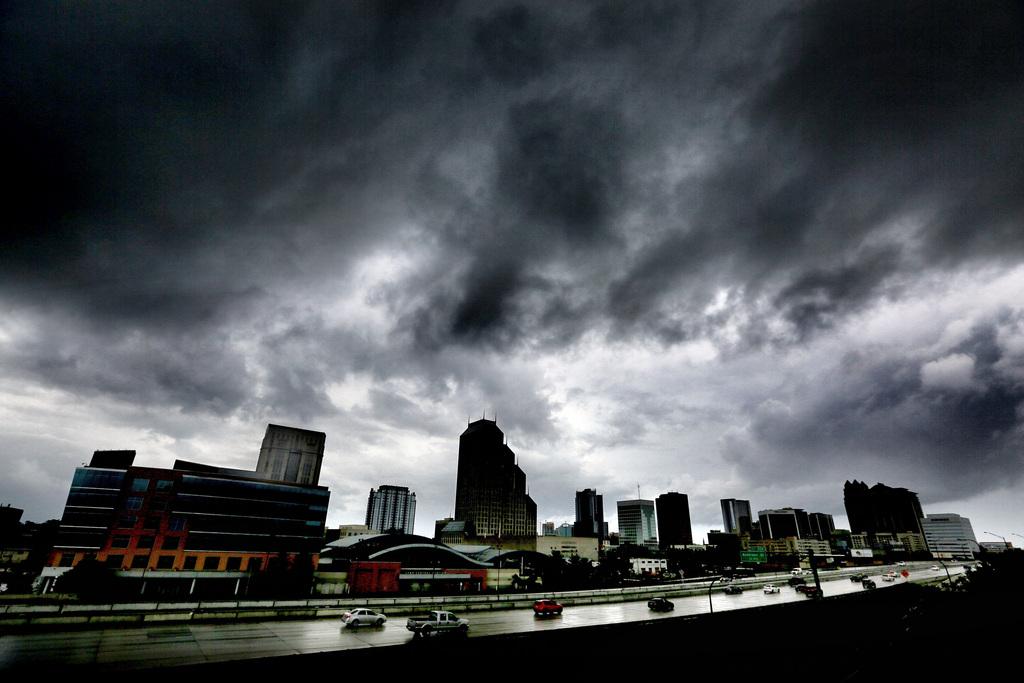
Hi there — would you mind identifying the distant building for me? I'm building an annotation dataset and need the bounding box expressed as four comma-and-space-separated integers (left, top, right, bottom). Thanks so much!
573, 489, 607, 541
42, 447, 329, 596
555, 522, 574, 537
541, 521, 556, 536
617, 499, 657, 547
843, 480, 924, 539
433, 517, 454, 540
256, 424, 326, 486
453, 419, 536, 539
365, 485, 416, 534
0, 504, 23, 546
757, 508, 811, 539
807, 512, 835, 540
630, 558, 667, 575
656, 492, 693, 547
721, 499, 753, 535
536, 535, 600, 561
921, 513, 979, 559
338, 524, 372, 538
980, 541, 1013, 553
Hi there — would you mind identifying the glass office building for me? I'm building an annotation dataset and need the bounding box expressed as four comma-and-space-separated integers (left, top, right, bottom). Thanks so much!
45, 448, 329, 596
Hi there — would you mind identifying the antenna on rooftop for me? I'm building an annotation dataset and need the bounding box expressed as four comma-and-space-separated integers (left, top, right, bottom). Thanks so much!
637, 483, 641, 499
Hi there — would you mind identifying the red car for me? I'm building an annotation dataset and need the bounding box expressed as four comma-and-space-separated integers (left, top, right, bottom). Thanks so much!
533, 599, 563, 616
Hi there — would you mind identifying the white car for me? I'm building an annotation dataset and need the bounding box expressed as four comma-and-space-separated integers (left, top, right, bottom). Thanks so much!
341, 608, 387, 628
896, 561, 906, 566
930, 565, 941, 571
762, 584, 780, 594
882, 572, 897, 582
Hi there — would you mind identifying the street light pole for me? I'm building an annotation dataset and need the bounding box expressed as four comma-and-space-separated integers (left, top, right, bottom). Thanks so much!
708, 576, 719, 615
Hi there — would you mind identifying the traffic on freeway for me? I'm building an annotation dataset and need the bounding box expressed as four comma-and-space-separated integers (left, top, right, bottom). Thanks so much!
0, 562, 964, 671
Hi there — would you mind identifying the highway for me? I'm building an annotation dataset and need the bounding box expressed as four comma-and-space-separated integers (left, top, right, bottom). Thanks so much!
0, 562, 964, 671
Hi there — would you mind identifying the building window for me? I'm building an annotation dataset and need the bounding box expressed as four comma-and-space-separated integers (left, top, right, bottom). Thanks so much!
161, 536, 180, 551
116, 514, 137, 529
125, 496, 144, 511
155, 480, 173, 492
111, 536, 130, 549
137, 536, 154, 549
168, 516, 186, 531
59, 553, 76, 567
183, 556, 197, 570
156, 556, 175, 569
131, 555, 149, 569
226, 557, 242, 571
131, 478, 150, 492
144, 516, 160, 530
202, 556, 220, 571
105, 554, 124, 569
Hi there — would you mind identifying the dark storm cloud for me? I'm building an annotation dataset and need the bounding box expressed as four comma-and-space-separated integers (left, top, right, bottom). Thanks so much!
731, 320, 1024, 502
2, 0, 1024, 528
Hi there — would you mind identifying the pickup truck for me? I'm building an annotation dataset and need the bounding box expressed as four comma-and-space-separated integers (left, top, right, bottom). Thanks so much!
406, 610, 469, 637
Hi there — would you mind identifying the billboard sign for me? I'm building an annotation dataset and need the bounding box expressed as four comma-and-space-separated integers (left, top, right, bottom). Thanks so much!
851, 549, 874, 558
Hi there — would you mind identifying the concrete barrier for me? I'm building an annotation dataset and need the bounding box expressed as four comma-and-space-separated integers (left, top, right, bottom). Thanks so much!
111, 602, 159, 611
143, 612, 194, 622
64, 604, 113, 613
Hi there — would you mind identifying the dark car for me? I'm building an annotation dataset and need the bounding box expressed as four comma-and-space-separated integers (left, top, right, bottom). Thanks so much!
849, 573, 865, 582
533, 599, 563, 616
723, 585, 744, 595
801, 587, 824, 599
648, 597, 674, 612
862, 578, 877, 589
788, 576, 807, 587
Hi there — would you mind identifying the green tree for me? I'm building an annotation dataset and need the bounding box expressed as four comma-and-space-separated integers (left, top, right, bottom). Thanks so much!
53, 558, 119, 602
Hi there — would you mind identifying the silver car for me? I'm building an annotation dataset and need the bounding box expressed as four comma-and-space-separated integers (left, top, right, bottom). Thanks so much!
342, 608, 387, 628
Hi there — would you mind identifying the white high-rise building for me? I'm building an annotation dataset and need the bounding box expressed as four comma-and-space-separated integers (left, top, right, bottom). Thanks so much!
365, 485, 417, 534
617, 499, 657, 547
921, 513, 979, 559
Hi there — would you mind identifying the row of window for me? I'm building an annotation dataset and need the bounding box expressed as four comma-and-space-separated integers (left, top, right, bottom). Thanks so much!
100, 554, 263, 571
109, 535, 182, 550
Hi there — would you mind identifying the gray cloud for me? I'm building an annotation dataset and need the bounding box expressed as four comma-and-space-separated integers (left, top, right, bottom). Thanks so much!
2, 1, 1022, 534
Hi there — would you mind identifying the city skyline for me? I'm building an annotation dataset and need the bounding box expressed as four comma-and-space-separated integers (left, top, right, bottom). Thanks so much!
2, 2, 1022, 541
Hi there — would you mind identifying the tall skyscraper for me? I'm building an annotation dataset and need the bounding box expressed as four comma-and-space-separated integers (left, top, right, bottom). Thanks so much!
573, 488, 606, 540
617, 499, 657, 546
256, 424, 326, 486
844, 481, 925, 537
365, 485, 417, 534
453, 418, 537, 539
656, 492, 692, 547
721, 498, 753, 535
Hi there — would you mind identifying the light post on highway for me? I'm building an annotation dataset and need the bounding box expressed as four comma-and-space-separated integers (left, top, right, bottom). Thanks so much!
984, 531, 1009, 549
708, 576, 719, 615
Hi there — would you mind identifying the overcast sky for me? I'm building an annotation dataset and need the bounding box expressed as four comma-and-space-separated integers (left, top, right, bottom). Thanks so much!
2, 1, 1023, 543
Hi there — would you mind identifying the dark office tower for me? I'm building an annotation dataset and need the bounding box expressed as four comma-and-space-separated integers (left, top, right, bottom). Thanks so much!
365, 485, 416, 534
256, 424, 326, 485
721, 499, 753, 535
808, 512, 835, 540
656, 492, 693, 548
573, 488, 606, 540
757, 508, 810, 539
844, 481, 925, 536
453, 419, 537, 539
